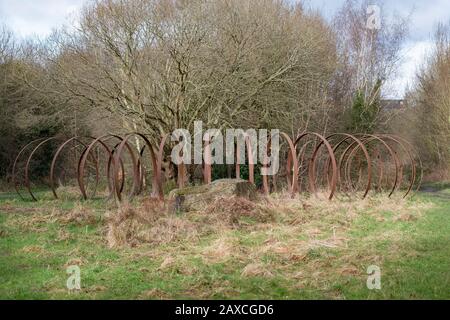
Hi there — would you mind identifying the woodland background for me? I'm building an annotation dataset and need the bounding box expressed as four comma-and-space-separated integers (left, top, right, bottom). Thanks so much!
1, 0, 449, 184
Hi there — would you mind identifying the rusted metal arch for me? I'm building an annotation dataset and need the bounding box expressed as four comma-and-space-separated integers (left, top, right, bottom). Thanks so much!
328, 136, 370, 196
338, 136, 382, 194
136, 144, 148, 196
359, 135, 402, 196
280, 138, 314, 194
77, 138, 116, 200
78, 135, 138, 201
348, 134, 400, 197
113, 133, 160, 202
319, 134, 372, 199
289, 132, 338, 200
81, 135, 135, 200
262, 132, 299, 197
291, 139, 315, 193
158, 133, 209, 192
386, 134, 423, 193
101, 143, 127, 199
49, 136, 100, 199
342, 136, 384, 194
340, 139, 373, 196
234, 135, 256, 185
12, 138, 47, 200
378, 134, 420, 198
203, 139, 212, 185
343, 138, 386, 194
377, 135, 409, 195
24, 137, 64, 201
287, 136, 338, 193
315, 136, 357, 195
158, 133, 188, 190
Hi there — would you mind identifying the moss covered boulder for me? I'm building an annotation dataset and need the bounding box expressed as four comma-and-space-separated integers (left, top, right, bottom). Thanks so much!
168, 179, 257, 212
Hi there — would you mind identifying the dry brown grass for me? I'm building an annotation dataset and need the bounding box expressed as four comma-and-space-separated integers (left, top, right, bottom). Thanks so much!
104, 192, 431, 253
55, 186, 83, 201
64, 203, 98, 226
21, 245, 46, 254
1, 201, 99, 234
0, 226, 8, 238
139, 288, 171, 300
203, 196, 275, 225
194, 192, 431, 289
105, 196, 275, 248
99, 191, 434, 295
106, 199, 200, 248
2, 206, 60, 232
201, 234, 237, 264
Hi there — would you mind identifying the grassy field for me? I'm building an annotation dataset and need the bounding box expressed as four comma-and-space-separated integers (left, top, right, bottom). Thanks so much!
0, 186, 449, 300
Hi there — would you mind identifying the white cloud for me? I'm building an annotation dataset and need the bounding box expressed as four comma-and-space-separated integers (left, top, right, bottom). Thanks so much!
0, 0, 86, 38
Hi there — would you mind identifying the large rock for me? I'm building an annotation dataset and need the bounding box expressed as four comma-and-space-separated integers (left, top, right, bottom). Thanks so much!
168, 179, 257, 212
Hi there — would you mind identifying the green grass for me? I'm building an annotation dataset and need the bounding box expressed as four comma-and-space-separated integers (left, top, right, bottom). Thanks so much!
0, 188, 449, 300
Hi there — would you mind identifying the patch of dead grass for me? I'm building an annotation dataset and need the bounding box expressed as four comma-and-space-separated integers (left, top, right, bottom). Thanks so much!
201, 234, 236, 264
106, 200, 198, 248
63, 203, 98, 226
103, 191, 433, 294
204, 196, 274, 225
55, 186, 83, 201
64, 257, 85, 267
241, 263, 273, 278
21, 245, 46, 254
139, 288, 171, 300
3, 203, 98, 233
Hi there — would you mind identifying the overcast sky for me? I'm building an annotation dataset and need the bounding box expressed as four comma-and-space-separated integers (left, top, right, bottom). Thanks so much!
1, 0, 450, 98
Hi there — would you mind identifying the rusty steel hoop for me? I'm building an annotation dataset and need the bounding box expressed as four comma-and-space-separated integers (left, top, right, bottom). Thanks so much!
78, 135, 138, 200
50, 136, 100, 199
262, 132, 299, 197
234, 135, 256, 185
350, 134, 400, 197
158, 133, 187, 190
24, 137, 63, 201
200, 133, 256, 186
379, 134, 420, 198
112, 133, 160, 202
320, 133, 372, 199
12, 138, 47, 200
291, 132, 338, 200
387, 134, 423, 193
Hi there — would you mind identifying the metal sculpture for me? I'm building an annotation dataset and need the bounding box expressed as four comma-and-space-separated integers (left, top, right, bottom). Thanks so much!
12, 132, 422, 202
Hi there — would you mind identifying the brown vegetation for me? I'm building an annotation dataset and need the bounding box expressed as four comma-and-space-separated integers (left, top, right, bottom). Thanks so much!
104, 191, 431, 250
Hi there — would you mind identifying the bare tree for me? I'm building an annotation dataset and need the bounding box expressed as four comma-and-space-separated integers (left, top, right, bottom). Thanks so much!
331, 0, 409, 132
29, 0, 337, 145
409, 23, 450, 176
0, 24, 14, 64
